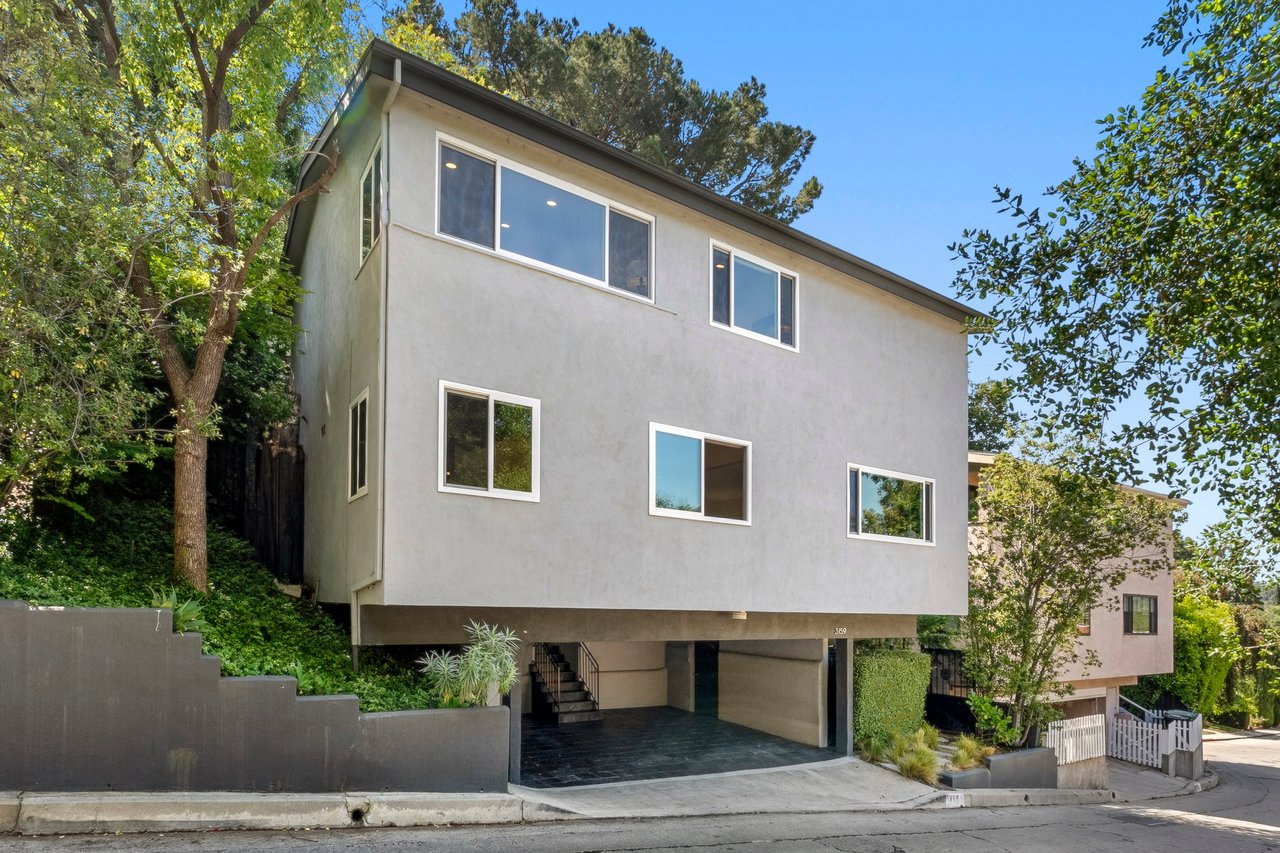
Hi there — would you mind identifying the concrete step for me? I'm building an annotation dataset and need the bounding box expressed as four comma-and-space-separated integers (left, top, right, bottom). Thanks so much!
556, 700, 597, 713
557, 710, 603, 724
556, 690, 590, 702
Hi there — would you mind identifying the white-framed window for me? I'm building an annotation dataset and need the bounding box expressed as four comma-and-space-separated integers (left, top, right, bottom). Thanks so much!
710, 242, 797, 349
649, 423, 750, 525
848, 464, 934, 545
438, 380, 540, 502
360, 147, 383, 265
435, 134, 655, 302
348, 389, 369, 501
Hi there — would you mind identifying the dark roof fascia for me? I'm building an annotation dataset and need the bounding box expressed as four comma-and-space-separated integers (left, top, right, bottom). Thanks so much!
291, 39, 985, 325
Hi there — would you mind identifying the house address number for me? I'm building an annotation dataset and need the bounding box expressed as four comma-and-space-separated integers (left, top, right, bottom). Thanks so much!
833, 627, 847, 635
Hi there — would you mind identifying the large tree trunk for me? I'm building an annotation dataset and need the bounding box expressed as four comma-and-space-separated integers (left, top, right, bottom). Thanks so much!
173, 412, 210, 591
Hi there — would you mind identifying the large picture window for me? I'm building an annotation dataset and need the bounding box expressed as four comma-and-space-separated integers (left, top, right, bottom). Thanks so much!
649, 423, 750, 524
360, 148, 383, 264
439, 381, 539, 502
437, 138, 653, 300
848, 465, 934, 544
711, 244, 797, 348
348, 390, 368, 500
1123, 595, 1158, 635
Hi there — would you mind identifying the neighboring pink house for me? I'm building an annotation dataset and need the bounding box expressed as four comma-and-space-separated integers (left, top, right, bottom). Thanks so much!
965, 451, 1180, 720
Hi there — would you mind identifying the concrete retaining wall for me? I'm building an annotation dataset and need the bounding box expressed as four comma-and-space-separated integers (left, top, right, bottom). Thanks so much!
718, 640, 826, 747
1056, 755, 1108, 790
987, 747, 1057, 788
0, 601, 508, 792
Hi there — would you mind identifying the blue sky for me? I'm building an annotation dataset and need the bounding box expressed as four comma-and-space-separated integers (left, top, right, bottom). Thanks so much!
384, 1, 1223, 534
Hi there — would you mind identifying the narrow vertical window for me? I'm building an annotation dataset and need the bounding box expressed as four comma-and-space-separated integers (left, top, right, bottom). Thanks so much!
439, 382, 540, 501
439, 144, 496, 248
348, 391, 369, 500
650, 423, 750, 524
712, 248, 731, 326
608, 210, 651, 297
360, 149, 382, 264
780, 274, 796, 347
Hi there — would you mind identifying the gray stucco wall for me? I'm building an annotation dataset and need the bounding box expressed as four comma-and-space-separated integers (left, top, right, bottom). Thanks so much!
360, 92, 969, 620
294, 83, 388, 607
0, 601, 508, 792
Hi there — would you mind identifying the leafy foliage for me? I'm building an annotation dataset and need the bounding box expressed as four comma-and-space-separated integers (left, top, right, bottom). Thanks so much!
966, 694, 1019, 747
851, 649, 930, 743
0, 1, 161, 512
0, 497, 435, 712
150, 585, 208, 635
968, 380, 1016, 454
417, 620, 520, 706
964, 448, 1175, 740
916, 615, 959, 649
952, 0, 1280, 538
1130, 596, 1239, 716
384, 0, 822, 222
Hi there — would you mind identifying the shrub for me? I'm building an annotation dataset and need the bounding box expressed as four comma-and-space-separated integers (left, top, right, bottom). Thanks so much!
955, 733, 995, 759
917, 723, 941, 750
967, 694, 1020, 746
888, 731, 912, 766
851, 649, 931, 743
150, 585, 208, 635
896, 745, 939, 785
855, 734, 889, 764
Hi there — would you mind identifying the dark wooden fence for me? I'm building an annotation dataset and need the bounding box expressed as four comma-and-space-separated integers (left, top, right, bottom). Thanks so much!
207, 422, 304, 584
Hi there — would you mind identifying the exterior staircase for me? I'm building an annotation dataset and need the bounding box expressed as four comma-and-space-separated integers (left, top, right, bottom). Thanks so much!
530, 643, 603, 724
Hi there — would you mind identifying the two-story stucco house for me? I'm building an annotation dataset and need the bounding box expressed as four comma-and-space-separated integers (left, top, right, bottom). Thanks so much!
284, 40, 978, 781
965, 452, 1179, 721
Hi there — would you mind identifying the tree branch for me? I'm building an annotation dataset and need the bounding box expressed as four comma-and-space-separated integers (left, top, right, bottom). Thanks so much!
213, 0, 276, 99
126, 251, 191, 396
171, 0, 213, 104
275, 63, 308, 133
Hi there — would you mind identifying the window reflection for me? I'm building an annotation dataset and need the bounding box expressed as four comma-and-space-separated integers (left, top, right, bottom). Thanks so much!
609, 210, 650, 297
439, 145, 495, 248
733, 257, 779, 338
445, 392, 488, 489
500, 169, 605, 280
654, 431, 701, 513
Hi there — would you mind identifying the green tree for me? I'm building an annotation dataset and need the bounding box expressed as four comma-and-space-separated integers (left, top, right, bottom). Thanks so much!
952, 0, 1280, 538
51, 0, 358, 589
1131, 595, 1240, 716
965, 449, 1175, 741
0, 2, 159, 511
384, 0, 822, 223
968, 379, 1016, 453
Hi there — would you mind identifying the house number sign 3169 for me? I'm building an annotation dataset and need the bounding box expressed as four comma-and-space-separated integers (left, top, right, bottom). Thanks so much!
833, 627, 847, 635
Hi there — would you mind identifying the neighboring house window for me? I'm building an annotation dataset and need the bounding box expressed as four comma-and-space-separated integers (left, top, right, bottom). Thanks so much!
361, 148, 382, 263
1078, 611, 1092, 636
348, 390, 369, 500
1124, 595, 1158, 635
649, 423, 750, 525
710, 244, 797, 349
848, 465, 934, 544
437, 139, 653, 300
438, 381, 540, 501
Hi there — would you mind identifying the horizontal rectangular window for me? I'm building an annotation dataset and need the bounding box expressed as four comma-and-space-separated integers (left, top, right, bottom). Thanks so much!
360, 148, 382, 263
437, 137, 654, 300
848, 465, 934, 544
710, 244, 797, 348
650, 423, 750, 524
439, 381, 539, 501
348, 390, 368, 500
1123, 595, 1158, 635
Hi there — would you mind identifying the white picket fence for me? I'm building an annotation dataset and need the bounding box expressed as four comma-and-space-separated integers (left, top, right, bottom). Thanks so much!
1109, 715, 1168, 769
1043, 714, 1107, 765
1153, 713, 1203, 752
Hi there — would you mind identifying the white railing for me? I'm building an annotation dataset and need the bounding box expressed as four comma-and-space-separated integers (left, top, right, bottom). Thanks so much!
1109, 715, 1169, 769
1044, 714, 1106, 765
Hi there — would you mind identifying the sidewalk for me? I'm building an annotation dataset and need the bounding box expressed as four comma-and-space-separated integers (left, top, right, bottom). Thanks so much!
0, 756, 1218, 835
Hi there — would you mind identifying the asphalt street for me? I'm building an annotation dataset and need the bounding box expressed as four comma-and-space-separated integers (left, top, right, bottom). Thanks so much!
2, 730, 1277, 852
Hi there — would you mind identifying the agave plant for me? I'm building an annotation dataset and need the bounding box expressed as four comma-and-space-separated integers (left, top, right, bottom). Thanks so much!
418, 621, 520, 707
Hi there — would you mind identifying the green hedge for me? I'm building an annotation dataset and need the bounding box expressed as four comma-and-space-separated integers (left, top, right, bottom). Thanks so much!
852, 649, 930, 742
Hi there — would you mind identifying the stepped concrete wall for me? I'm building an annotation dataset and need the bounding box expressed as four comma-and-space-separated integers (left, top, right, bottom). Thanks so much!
0, 601, 508, 793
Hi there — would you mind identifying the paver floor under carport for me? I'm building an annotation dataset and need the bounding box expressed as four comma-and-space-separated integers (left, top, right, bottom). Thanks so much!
520, 707, 839, 787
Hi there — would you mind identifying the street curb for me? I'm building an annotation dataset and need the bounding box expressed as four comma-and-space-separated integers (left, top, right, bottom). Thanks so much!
0, 770, 1221, 834
8, 792, 524, 836
0, 793, 18, 833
